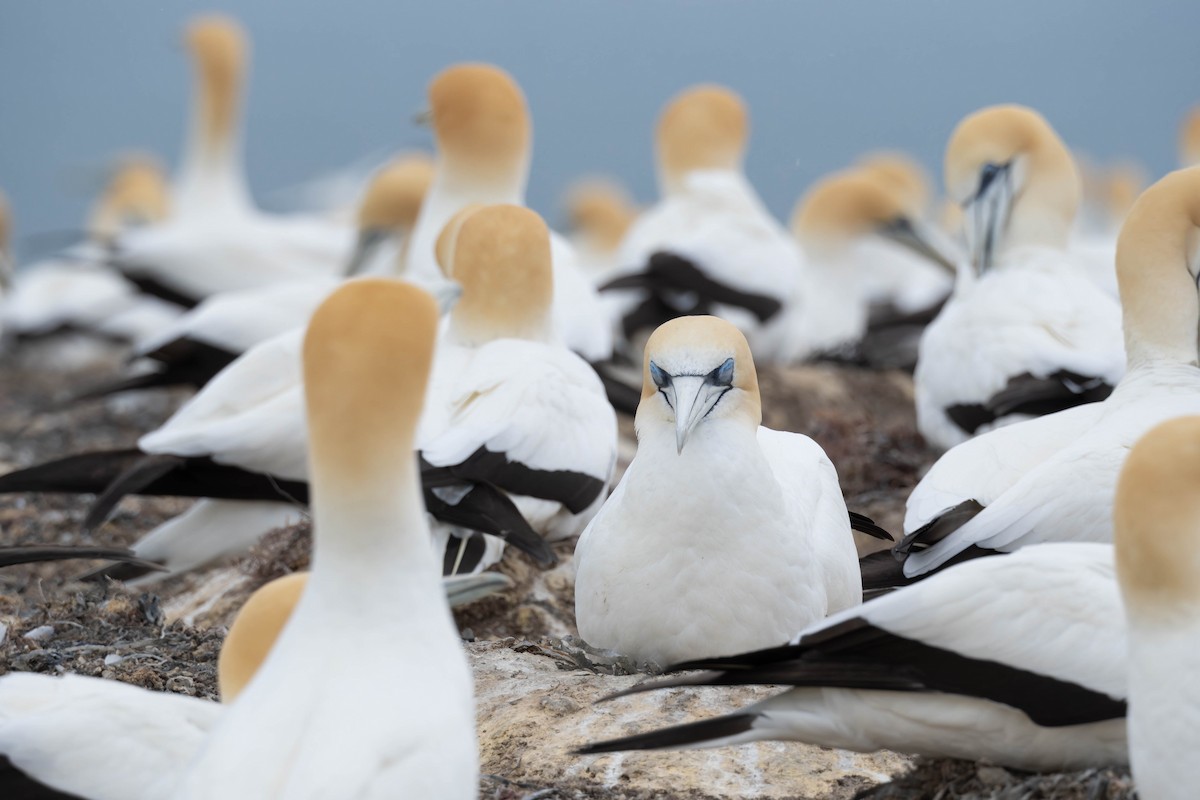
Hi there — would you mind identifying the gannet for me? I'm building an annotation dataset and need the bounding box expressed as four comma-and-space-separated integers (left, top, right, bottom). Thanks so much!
171, 279, 477, 798
776, 168, 956, 366
884, 165, 1200, 585
0, 566, 502, 799
77, 154, 434, 399
107, 15, 353, 306
405, 63, 611, 361
421, 204, 617, 566
578, 542, 1127, 771
2, 158, 180, 346
914, 105, 1125, 450
563, 177, 639, 280
1114, 416, 1200, 800
574, 315, 861, 667
604, 85, 800, 359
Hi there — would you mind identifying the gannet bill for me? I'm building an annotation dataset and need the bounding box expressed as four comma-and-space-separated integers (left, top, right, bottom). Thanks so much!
578, 542, 1126, 771
604, 85, 800, 358
420, 204, 618, 563
882, 165, 1200, 586
107, 16, 353, 307
914, 105, 1125, 450
574, 315, 861, 667
172, 279, 477, 798
1114, 416, 1200, 800
76, 154, 434, 400
406, 63, 612, 361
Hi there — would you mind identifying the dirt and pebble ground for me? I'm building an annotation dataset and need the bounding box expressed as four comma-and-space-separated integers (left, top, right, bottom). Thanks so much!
0, 342, 1131, 798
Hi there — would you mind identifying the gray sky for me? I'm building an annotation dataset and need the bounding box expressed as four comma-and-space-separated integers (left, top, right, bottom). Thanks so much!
2, 0, 1198, 258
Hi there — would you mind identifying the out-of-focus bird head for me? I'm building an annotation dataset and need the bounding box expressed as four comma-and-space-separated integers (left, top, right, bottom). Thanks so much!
423, 63, 531, 185
1178, 107, 1200, 168
346, 154, 436, 276
856, 151, 932, 216
89, 154, 171, 243
637, 315, 761, 454
655, 84, 748, 196
944, 104, 1079, 273
441, 204, 553, 346
792, 169, 957, 273
564, 179, 638, 253
184, 14, 247, 147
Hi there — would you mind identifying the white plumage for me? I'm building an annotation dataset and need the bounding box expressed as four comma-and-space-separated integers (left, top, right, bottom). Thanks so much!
582, 543, 1128, 771
574, 315, 859, 666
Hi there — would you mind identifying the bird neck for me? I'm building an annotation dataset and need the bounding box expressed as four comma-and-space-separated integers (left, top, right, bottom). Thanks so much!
1119, 231, 1200, 370
176, 67, 252, 216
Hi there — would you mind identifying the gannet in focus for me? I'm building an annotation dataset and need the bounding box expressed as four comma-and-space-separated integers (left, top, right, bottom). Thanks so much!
420, 204, 617, 569
1114, 416, 1200, 800
563, 178, 638, 279
884, 165, 1200, 585
405, 63, 611, 361
776, 168, 956, 366
578, 542, 1127, 771
107, 15, 352, 306
914, 105, 1125, 450
604, 85, 799, 359
78, 154, 435, 399
0, 565, 501, 799
173, 279, 477, 799
574, 315, 861, 667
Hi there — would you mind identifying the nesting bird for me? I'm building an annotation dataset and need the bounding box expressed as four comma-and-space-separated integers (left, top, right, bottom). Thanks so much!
106, 15, 353, 306
563, 178, 639, 278
578, 542, 1127, 770
405, 62, 612, 361
605, 85, 800, 359
775, 168, 955, 367
574, 315, 861, 667
887, 165, 1200, 584
78, 153, 436, 399
914, 104, 1125, 450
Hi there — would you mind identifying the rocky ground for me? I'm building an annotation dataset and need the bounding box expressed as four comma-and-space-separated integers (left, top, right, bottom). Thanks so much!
0, 342, 1132, 799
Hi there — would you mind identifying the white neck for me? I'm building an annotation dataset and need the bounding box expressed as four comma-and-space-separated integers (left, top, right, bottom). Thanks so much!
174, 84, 253, 217
405, 162, 527, 282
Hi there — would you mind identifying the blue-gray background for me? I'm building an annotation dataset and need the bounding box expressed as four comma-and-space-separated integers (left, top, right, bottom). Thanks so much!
2, 0, 1197, 256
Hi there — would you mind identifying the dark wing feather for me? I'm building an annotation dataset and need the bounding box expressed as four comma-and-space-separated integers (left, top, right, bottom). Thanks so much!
894, 499, 984, 556
576, 712, 760, 755
848, 511, 893, 541
0, 545, 166, 572
423, 481, 555, 567
0, 755, 86, 800
73, 338, 238, 400
421, 447, 605, 515
948, 371, 1113, 436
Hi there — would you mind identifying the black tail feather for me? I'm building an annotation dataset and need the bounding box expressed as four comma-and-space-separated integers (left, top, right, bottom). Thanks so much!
848, 511, 894, 541
423, 482, 555, 567
0, 545, 166, 573
84, 454, 186, 532
859, 550, 917, 592
575, 712, 760, 755
0, 450, 145, 496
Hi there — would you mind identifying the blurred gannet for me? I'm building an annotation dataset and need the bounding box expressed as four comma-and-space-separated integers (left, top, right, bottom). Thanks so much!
914, 105, 1125, 450
420, 204, 617, 566
775, 169, 956, 366
77, 154, 435, 399
107, 16, 353, 306
406, 63, 611, 361
0, 566, 502, 798
605, 85, 800, 359
563, 178, 639, 279
574, 315, 861, 667
578, 542, 1127, 771
173, 279, 477, 798
2, 158, 181, 346
884, 165, 1200, 584
1114, 416, 1200, 800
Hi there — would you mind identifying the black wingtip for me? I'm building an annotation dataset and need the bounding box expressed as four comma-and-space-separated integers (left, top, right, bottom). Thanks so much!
848, 511, 895, 541
575, 712, 760, 755
0, 545, 167, 574
76, 558, 167, 583
70, 369, 176, 402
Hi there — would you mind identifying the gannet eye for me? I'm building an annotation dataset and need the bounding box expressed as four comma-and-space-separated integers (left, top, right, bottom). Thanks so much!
709, 358, 734, 387
649, 361, 670, 389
